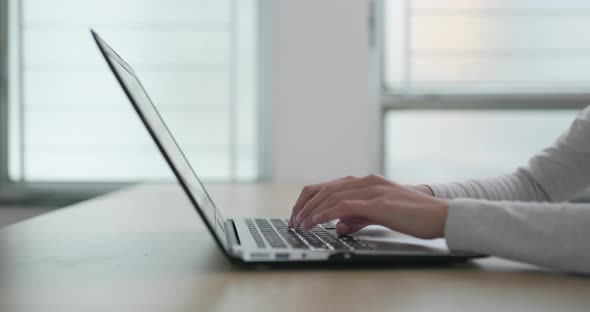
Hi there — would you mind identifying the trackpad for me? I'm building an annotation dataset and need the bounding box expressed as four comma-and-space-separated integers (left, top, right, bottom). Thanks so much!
352, 226, 451, 253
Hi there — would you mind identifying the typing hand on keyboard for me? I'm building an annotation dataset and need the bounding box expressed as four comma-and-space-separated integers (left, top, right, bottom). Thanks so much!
248, 218, 372, 251
287, 174, 449, 240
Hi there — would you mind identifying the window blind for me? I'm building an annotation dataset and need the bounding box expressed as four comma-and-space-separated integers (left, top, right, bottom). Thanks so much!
10, 0, 258, 182
385, 0, 590, 94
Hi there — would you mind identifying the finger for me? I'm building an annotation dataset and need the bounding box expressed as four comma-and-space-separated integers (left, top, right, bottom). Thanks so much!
289, 177, 352, 227
295, 175, 385, 227
298, 185, 386, 229
301, 199, 372, 230
335, 221, 369, 236
291, 177, 354, 227
339, 216, 372, 225
288, 183, 322, 227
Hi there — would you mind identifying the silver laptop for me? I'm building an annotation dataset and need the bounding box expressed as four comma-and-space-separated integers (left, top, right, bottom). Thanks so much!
91, 30, 481, 266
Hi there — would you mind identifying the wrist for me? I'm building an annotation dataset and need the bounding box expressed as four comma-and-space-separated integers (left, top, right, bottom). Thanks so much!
434, 199, 449, 238
409, 184, 434, 196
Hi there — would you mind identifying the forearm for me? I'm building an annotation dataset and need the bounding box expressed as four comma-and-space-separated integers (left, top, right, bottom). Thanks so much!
428, 169, 550, 202
445, 199, 590, 274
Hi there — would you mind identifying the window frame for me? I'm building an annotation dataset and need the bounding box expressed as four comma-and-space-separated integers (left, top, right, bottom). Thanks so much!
0, 0, 270, 205
383, 93, 590, 111
1, 0, 10, 187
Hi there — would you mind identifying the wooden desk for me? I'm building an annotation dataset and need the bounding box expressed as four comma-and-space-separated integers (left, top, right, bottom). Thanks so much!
0, 183, 588, 311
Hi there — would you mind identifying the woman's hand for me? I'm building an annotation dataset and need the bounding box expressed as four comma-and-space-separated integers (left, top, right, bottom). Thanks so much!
287, 175, 449, 239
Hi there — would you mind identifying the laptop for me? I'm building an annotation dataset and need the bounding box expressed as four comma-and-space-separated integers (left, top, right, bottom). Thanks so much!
91, 30, 481, 266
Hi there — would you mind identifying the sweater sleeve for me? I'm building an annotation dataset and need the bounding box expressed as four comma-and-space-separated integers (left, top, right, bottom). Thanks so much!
428, 106, 590, 274
445, 199, 590, 274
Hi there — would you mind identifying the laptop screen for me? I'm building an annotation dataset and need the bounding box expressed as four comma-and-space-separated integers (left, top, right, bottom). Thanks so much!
92, 31, 228, 250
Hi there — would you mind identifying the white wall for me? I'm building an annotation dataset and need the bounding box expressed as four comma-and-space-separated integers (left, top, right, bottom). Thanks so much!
269, 0, 380, 182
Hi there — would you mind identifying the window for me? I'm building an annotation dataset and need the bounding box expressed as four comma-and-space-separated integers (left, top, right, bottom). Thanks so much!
383, 0, 586, 183
7, 0, 259, 183
385, 0, 590, 94
385, 110, 575, 184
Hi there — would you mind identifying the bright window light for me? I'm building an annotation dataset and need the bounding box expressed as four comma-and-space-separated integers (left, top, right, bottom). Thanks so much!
9, 0, 259, 182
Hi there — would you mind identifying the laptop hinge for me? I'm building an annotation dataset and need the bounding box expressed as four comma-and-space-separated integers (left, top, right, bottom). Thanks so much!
225, 219, 241, 247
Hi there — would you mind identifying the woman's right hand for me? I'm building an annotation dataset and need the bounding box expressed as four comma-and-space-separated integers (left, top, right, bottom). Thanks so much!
287, 175, 448, 239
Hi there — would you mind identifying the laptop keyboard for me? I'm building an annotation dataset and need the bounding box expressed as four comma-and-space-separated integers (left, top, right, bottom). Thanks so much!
245, 218, 373, 251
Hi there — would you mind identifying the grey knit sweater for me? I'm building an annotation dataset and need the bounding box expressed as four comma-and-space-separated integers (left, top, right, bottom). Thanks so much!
429, 106, 590, 274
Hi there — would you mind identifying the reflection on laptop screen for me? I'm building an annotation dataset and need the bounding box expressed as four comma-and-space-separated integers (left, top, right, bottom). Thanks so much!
93, 32, 227, 246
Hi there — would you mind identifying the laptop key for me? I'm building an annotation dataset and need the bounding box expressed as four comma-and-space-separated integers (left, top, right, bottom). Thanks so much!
257, 218, 341, 250
281, 234, 308, 248
320, 221, 337, 230
294, 229, 329, 249
339, 236, 373, 250
312, 228, 351, 250
245, 219, 266, 248
255, 219, 287, 248
270, 218, 311, 249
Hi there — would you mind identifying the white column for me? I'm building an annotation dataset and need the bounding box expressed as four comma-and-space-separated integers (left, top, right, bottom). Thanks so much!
268, 0, 380, 182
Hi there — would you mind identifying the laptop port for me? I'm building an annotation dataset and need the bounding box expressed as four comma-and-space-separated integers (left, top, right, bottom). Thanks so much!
250, 252, 270, 259
275, 253, 290, 260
